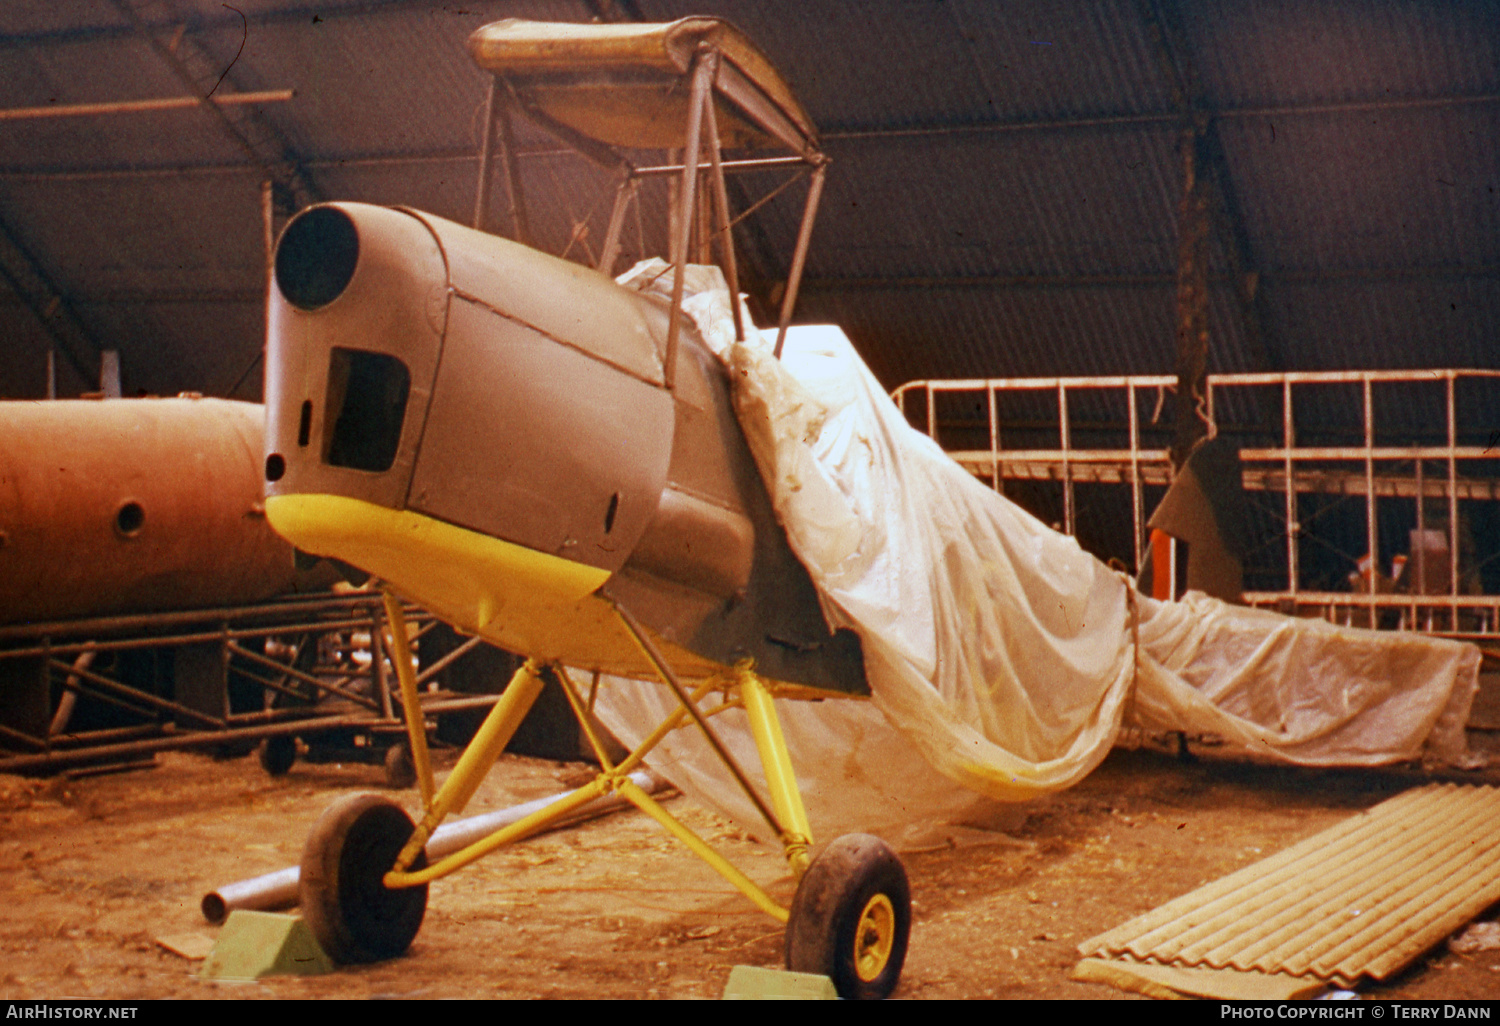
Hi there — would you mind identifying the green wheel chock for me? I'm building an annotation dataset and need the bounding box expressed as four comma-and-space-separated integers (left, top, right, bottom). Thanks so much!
199, 910, 333, 981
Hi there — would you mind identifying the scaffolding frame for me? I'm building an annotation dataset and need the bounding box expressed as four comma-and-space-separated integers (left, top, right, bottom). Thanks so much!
893, 368, 1500, 640
0, 592, 501, 774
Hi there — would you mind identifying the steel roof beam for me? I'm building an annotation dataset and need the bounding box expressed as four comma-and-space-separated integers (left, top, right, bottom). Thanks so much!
109, 0, 321, 213
1139, 0, 1275, 378
5, 266, 1486, 303
0, 89, 294, 122
822, 92, 1500, 142
0, 214, 103, 385
0, 0, 450, 47
0, 288, 263, 305
799, 265, 1500, 292
0, 145, 590, 182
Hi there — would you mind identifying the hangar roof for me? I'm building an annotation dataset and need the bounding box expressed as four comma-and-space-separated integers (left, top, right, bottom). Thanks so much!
0, 1, 1496, 413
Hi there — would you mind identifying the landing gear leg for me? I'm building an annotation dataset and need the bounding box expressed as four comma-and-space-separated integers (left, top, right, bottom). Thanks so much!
298, 596, 548, 964
741, 667, 911, 999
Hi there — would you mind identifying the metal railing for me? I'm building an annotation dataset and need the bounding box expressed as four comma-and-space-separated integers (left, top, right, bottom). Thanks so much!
893, 369, 1500, 639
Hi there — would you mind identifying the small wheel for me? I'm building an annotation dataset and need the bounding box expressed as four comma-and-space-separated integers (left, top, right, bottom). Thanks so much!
258, 736, 298, 776
299, 793, 428, 964
383, 743, 416, 790
785, 833, 910, 1000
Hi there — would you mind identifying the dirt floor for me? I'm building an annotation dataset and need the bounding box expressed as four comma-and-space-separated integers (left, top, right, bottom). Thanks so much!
5, 735, 1500, 1001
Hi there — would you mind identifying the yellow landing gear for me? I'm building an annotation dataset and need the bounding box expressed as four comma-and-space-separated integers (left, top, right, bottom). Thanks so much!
785, 834, 911, 1000
300, 793, 428, 964
296, 593, 912, 998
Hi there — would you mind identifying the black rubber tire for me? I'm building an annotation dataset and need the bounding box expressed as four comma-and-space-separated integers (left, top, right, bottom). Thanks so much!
383, 743, 416, 790
257, 735, 297, 777
299, 793, 429, 964
785, 833, 911, 999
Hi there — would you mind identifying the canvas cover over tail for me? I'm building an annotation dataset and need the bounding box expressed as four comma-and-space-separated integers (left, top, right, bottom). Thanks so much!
592, 268, 1480, 838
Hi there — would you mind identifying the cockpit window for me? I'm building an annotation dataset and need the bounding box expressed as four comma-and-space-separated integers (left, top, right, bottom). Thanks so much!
324, 348, 410, 473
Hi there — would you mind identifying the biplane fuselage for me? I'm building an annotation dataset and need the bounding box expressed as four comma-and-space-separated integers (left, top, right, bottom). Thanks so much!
267, 19, 912, 1000
262, 201, 865, 696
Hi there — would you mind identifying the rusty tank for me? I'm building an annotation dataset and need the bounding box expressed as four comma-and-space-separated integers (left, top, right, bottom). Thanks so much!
0, 395, 307, 625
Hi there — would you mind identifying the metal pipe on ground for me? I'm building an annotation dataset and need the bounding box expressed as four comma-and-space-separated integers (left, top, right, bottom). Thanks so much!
200, 769, 669, 923
48, 651, 95, 737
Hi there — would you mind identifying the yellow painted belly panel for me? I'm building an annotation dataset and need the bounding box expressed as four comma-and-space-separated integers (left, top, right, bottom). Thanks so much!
265, 493, 722, 680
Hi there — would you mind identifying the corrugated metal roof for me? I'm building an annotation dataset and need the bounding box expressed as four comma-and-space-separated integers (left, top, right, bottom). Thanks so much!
1079, 783, 1500, 985
1185, 1, 1500, 108
0, 1, 130, 38
807, 129, 1183, 280
238, 10, 492, 159
800, 284, 1254, 386
1219, 106, 1500, 274
648, 0, 1181, 126
0, 0, 1497, 405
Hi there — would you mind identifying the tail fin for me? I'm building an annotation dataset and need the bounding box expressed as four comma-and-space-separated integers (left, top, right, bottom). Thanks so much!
1139, 436, 1248, 603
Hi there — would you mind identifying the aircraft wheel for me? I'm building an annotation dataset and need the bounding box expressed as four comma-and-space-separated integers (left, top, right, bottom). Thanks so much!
785, 833, 910, 999
383, 742, 416, 790
258, 736, 297, 776
300, 793, 428, 963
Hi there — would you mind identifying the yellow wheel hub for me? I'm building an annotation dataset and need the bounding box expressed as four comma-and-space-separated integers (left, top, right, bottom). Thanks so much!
853, 893, 896, 982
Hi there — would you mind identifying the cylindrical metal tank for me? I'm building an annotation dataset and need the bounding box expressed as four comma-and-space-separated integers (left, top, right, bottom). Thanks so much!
0, 396, 302, 625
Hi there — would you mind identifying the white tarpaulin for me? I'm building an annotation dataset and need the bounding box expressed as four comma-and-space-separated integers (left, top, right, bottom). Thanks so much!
594, 265, 1482, 840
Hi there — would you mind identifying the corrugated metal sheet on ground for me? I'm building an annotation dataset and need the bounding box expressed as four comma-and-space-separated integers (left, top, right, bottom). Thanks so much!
1078, 784, 1500, 986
